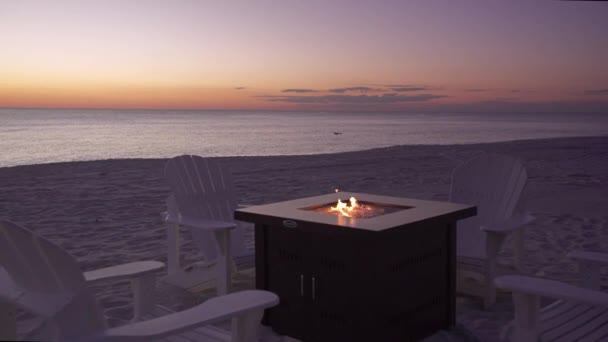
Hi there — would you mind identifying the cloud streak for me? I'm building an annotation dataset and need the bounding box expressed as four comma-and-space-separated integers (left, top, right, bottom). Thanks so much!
585, 89, 608, 95
281, 88, 319, 93
234, 87, 246, 90
327, 86, 379, 93
258, 93, 446, 104
389, 86, 430, 92
280, 84, 439, 94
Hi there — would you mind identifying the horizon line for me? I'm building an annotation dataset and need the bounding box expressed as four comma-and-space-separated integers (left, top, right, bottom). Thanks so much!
1, 106, 607, 115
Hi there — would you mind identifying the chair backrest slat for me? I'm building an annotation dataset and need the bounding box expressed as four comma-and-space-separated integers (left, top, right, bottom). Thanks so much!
165, 156, 244, 261
166, 156, 237, 222
500, 162, 527, 220
0, 221, 105, 340
0, 221, 84, 293
450, 154, 527, 259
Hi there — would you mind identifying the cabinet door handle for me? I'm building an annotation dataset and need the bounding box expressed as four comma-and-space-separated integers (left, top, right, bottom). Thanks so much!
312, 276, 316, 300
300, 274, 304, 296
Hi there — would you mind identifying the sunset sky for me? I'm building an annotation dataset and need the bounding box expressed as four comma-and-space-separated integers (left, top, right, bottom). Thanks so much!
1, 0, 607, 112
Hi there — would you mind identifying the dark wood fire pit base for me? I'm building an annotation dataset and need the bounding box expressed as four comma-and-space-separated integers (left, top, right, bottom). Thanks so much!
235, 192, 476, 342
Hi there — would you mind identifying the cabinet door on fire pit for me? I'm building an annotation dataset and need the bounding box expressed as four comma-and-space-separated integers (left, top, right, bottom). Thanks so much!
306, 230, 364, 340
265, 225, 313, 339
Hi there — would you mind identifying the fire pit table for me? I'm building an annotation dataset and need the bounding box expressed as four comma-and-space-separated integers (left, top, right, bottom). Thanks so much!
235, 192, 476, 342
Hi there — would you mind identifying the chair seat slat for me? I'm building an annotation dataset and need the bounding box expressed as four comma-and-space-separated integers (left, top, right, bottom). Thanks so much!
506, 300, 608, 342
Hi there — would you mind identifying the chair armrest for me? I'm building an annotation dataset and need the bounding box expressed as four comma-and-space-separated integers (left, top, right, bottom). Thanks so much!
92, 290, 279, 341
85, 261, 164, 321
164, 214, 236, 231
163, 204, 253, 221
481, 212, 535, 234
84, 261, 165, 284
494, 275, 608, 307
568, 250, 608, 266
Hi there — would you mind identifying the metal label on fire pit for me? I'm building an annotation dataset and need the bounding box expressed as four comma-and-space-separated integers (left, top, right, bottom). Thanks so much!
282, 220, 298, 228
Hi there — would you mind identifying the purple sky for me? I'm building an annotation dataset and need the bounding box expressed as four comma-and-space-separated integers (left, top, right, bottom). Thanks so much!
1, 0, 607, 112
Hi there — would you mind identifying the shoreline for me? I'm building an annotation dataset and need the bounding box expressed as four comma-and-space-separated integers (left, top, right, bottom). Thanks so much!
1, 134, 607, 169
1, 135, 607, 340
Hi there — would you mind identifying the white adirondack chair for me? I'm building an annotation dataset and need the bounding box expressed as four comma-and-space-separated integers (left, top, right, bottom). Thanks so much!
450, 153, 535, 308
0, 220, 278, 342
162, 155, 254, 295
495, 251, 608, 342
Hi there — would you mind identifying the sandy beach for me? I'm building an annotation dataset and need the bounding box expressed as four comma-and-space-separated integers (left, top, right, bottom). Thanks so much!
1, 135, 607, 341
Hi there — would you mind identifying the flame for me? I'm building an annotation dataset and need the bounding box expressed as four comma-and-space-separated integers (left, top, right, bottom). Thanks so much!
328, 196, 385, 218
330, 196, 359, 217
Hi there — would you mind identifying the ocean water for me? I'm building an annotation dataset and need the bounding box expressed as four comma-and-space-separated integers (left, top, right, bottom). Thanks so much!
1, 108, 607, 167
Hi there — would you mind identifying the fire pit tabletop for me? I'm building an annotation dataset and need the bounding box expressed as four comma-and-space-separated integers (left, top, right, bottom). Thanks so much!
235, 192, 476, 232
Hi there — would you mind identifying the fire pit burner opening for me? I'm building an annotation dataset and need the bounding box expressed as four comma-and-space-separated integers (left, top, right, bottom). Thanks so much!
301, 200, 413, 219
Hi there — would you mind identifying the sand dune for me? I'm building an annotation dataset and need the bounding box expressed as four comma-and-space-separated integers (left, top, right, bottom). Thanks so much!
1, 135, 607, 340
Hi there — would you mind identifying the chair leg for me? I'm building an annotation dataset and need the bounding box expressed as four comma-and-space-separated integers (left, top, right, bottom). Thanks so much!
0, 301, 16, 340
214, 229, 232, 295
579, 261, 601, 290
167, 222, 180, 275
484, 232, 505, 308
511, 293, 540, 342
513, 228, 524, 271
131, 273, 157, 321
231, 309, 264, 342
